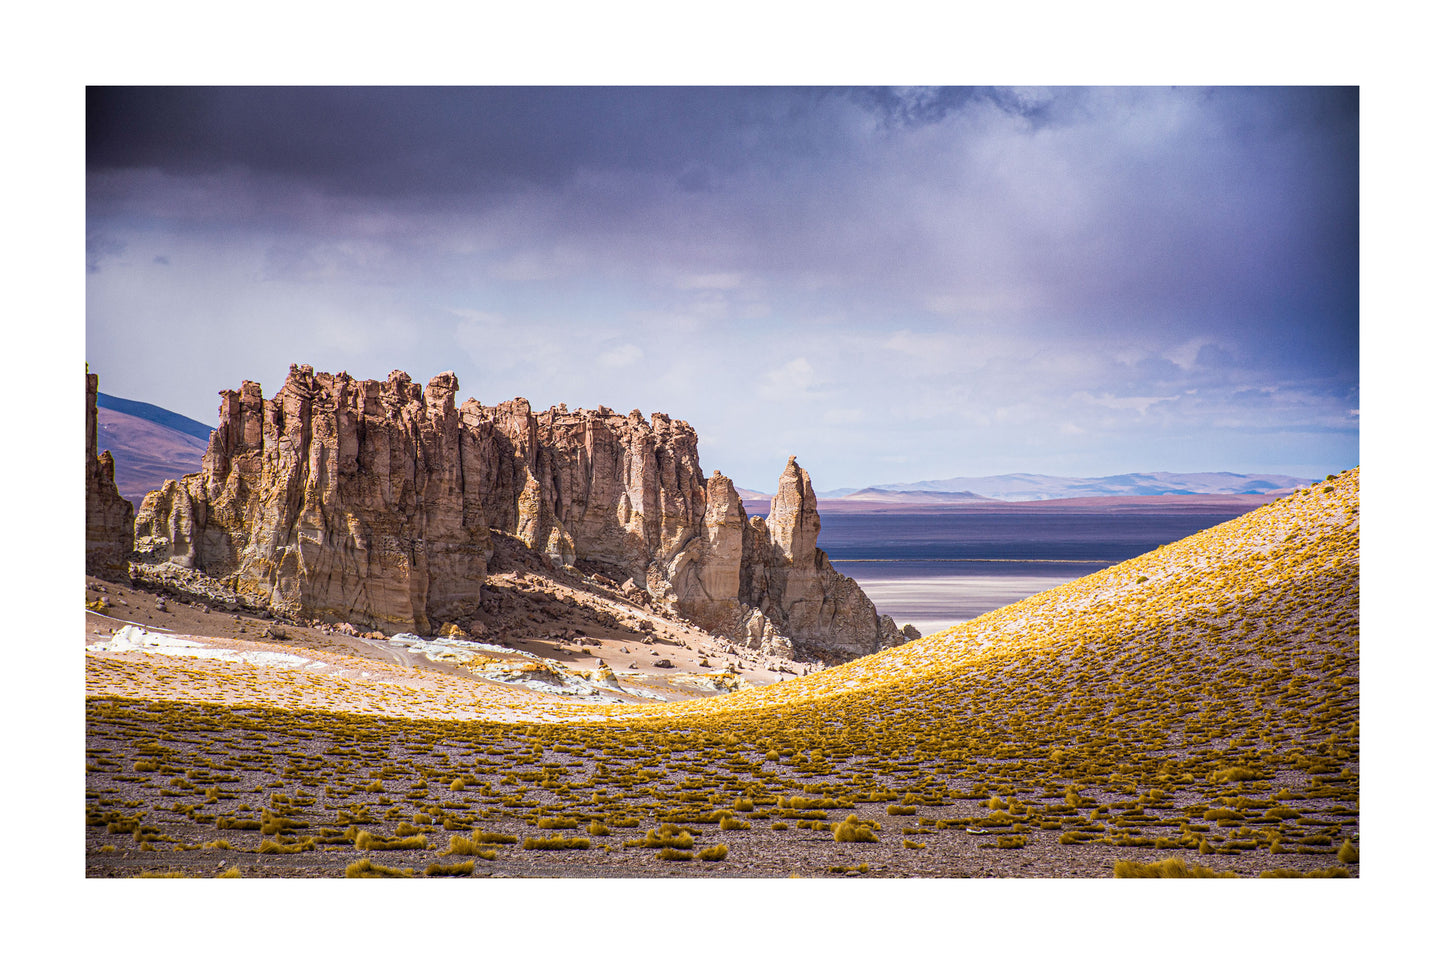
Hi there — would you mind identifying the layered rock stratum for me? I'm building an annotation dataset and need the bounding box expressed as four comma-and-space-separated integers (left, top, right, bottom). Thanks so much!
86, 369, 134, 580
133, 365, 903, 659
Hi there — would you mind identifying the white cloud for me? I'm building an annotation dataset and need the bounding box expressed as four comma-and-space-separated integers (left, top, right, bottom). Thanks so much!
1072, 391, 1180, 415
1165, 337, 1212, 369
599, 344, 643, 368
758, 357, 816, 401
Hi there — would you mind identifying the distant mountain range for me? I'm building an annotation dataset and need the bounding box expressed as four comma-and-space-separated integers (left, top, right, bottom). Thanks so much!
837, 488, 1000, 504
97, 392, 213, 442
815, 471, 1314, 502
95, 393, 210, 507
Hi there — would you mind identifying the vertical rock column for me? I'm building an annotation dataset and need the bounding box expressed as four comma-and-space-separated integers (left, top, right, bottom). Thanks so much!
135, 366, 493, 634
85, 368, 134, 580
739, 456, 905, 662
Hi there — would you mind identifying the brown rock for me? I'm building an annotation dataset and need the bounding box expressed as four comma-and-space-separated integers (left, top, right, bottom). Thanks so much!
734, 457, 906, 662
135, 365, 492, 634
86, 368, 134, 580
664, 470, 746, 632
131, 364, 904, 659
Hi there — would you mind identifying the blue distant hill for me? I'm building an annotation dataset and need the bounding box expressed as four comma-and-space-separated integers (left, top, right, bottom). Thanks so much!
815, 470, 1318, 501
97, 392, 213, 443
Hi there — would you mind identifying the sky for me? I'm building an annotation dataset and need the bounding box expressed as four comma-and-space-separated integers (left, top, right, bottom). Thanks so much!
85, 86, 1359, 492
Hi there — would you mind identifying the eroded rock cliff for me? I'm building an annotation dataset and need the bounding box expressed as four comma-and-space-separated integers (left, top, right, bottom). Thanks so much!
133, 365, 903, 657
135, 367, 492, 633
86, 369, 134, 580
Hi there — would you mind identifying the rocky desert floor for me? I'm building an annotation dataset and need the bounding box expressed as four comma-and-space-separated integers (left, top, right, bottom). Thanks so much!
84, 473, 1362, 880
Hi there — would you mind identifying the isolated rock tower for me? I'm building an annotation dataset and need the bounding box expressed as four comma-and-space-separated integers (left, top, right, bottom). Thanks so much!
85, 367, 134, 580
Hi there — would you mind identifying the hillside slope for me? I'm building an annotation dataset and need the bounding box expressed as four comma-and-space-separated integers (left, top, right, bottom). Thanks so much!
85, 469, 1359, 878
95, 405, 208, 508
640, 468, 1357, 722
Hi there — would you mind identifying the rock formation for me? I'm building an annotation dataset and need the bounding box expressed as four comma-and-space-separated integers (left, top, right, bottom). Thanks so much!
669, 457, 905, 662
133, 365, 904, 658
86, 368, 134, 580
135, 367, 493, 633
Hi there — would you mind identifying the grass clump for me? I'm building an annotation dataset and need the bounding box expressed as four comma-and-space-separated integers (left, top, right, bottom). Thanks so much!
1210, 766, 1264, 784
354, 830, 428, 851
442, 834, 483, 856
833, 815, 880, 843
522, 835, 591, 850
641, 824, 694, 849
1338, 841, 1359, 863
425, 860, 475, 877
699, 843, 728, 861
345, 858, 413, 878
656, 847, 694, 861
886, 805, 917, 816
472, 830, 518, 845
258, 837, 315, 854
1260, 866, 1351, 878
987, 835, 1028, 850
1113, 857, 1238, 878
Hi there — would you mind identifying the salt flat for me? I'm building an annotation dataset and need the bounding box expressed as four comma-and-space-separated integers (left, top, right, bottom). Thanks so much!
853, 574, 1080, 635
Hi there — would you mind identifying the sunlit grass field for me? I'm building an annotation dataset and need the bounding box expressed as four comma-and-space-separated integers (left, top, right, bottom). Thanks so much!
85, 469, 1358, 878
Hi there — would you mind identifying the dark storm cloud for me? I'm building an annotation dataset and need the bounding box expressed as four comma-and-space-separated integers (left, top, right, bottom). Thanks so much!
86, 87, 1358, 339
87, 86, 868, 197
85, 86, 1359, 484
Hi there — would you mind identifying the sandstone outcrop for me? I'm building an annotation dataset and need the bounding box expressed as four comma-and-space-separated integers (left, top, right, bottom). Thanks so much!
133, 365, 905, 658
669, 457, 906, 662
86, 369, 134, 580
135, 367, 492, 633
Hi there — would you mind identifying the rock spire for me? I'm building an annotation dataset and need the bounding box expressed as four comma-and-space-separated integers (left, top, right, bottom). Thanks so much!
86, 368, 134, 580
